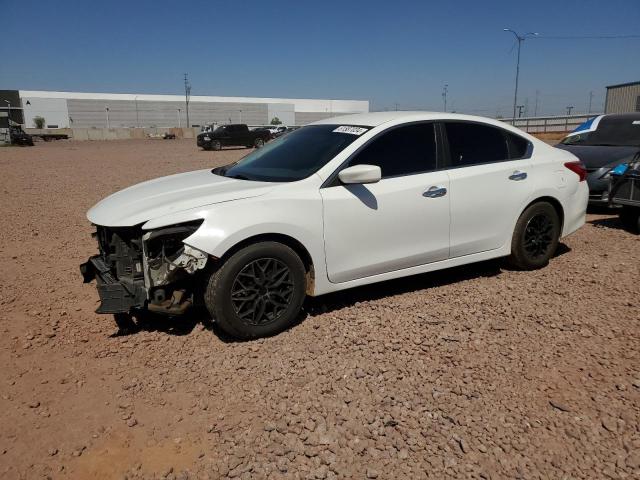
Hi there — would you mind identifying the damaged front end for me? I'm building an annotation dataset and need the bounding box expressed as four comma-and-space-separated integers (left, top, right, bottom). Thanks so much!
80, 220, 209, 315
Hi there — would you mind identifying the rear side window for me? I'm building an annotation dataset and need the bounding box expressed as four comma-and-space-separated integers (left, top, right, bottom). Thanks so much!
506, 131, 530, 159
349, 123, 437, 178
444, 122, 509, 166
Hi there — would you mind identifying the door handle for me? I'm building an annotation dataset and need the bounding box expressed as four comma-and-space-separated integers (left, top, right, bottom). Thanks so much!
423, 186, 447, 198
509, 171, 527, 181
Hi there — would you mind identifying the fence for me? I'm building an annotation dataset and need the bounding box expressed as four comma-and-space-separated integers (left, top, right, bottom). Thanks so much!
504, 113, 602, 133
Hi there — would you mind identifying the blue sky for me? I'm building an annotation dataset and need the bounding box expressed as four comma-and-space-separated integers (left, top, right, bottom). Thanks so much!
1, 0, 639, 116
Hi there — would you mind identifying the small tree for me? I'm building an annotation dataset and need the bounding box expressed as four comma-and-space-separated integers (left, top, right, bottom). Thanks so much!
33, 116, 46, 129
270, 117, 282, 125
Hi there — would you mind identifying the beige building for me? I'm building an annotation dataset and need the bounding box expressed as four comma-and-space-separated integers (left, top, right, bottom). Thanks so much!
604, 81, 640, 114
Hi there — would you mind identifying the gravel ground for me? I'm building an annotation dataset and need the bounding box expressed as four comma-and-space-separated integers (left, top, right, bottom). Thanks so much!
0, 139, 638, 480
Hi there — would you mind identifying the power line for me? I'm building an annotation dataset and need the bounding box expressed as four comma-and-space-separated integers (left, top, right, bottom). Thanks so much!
531, 34, 640, 39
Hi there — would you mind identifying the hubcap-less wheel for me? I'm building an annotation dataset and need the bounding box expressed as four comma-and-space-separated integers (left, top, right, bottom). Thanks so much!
508, 201, 560, 270
523, 213, 554, 259
255, 138, 264, 148
230, 258, 294, 326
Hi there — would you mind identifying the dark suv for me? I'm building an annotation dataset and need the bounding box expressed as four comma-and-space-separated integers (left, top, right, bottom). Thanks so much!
197, 124, 270, 151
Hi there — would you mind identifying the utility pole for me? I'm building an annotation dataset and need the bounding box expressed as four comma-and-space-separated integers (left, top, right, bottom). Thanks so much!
588, 91, 594, 114
503, 29, 539, 124
394, 102, 399, 111
442, 84, 448, 112
134, 96, 140, 127
534, 90, 540, 116
105, 106, 110, 128
184, 73, 191, 129
566, 105, 574, 116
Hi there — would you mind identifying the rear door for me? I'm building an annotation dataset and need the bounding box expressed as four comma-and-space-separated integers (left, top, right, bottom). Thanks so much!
321, 122, 450, 283
441, 121, 534, 257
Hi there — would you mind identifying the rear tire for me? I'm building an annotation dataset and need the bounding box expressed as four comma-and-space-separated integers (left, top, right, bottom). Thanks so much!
619, 206, 640, 233
508, 202, 560, 270
205, 242, 306, 339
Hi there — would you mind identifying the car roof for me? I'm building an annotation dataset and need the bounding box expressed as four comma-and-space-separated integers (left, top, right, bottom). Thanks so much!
310, 111, 522, 130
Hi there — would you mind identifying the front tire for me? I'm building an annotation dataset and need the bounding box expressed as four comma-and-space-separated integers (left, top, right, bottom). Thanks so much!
205, 242, 306, 339
254, 138, 265, 148
211, 140, 222, 151
508, 202, 560, 270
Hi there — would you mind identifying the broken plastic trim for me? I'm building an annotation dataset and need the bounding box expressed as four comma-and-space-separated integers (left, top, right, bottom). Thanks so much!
142, 225, 209, 288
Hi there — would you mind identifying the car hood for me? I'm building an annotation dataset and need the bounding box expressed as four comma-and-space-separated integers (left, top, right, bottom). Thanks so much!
87, 169, 274, 227
555, 144, 640, 168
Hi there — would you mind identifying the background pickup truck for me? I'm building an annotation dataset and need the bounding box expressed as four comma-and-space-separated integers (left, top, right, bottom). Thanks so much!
197, 124, 270, 150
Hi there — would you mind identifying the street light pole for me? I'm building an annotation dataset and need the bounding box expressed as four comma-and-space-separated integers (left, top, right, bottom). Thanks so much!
184, 73, 191, 129
4, 100, 11, 126
442, 84, 448, 112
105, 106, 110, 128
503, 29, 538, 124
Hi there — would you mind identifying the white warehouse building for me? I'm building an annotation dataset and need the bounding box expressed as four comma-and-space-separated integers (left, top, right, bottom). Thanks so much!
19, 90, 369, 129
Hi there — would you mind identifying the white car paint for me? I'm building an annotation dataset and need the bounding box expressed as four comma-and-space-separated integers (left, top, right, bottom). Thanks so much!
87, 111, 588, 297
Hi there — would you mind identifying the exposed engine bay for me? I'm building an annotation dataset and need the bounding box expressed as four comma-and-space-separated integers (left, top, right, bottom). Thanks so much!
80, 221, 208, 315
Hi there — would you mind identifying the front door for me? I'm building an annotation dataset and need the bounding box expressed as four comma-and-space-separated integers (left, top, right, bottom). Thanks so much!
321, 122, 450, 283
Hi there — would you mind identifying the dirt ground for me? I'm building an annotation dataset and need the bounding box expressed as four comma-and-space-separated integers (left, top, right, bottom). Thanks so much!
0, 139, 638, 480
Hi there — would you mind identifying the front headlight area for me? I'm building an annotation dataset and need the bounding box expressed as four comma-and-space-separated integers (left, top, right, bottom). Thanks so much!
141, 220, 209, 314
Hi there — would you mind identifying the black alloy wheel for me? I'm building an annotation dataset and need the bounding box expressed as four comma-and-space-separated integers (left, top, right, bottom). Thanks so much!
508, 201, 560, 270
230, 258, 294, 326
523, 213, 554, 260
204, 241, 307, 339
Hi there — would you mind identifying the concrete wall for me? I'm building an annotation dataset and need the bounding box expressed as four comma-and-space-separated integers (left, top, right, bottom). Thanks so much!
19, 90, 370, 129
65, 99, 269, 128
22, 97, 69, 128
267, 103, 295, 126
24, 127, 200, 141
295, 111, 340, 124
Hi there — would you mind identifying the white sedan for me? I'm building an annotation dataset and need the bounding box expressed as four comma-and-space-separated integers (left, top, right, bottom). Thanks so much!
81, 112, 588, 339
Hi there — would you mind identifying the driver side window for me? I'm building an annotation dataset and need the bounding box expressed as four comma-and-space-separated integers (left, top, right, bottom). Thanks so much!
348, 123, 437, 178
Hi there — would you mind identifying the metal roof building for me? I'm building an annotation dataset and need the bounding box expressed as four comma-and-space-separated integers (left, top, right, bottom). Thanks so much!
17, 90, 369, 129
604, 81, 640, 114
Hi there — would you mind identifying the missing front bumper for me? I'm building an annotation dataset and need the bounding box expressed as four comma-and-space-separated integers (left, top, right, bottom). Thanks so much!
80, 256, 147, 314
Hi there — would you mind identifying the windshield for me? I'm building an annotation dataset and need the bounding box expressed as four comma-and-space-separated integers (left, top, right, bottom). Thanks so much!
560, 132, 591, 145
215, 124, 370, 182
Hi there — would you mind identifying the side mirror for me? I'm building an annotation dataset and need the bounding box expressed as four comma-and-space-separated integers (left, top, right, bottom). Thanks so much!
338, 164, 382, 185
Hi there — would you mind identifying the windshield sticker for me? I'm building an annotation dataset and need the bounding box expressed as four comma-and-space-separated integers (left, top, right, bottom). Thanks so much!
333, 126, 368, 135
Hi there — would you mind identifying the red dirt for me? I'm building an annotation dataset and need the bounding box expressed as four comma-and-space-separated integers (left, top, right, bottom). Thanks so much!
1, 139, 638, 479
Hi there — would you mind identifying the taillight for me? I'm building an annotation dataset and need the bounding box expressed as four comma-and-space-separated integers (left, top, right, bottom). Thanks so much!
564, 161, 587, 182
